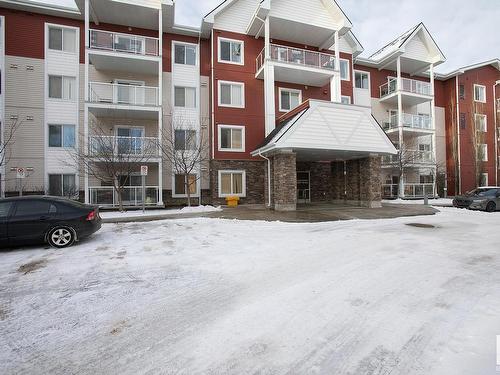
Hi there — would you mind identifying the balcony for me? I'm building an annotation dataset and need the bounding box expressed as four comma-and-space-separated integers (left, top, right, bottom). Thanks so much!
382, 183, 435, 198
89, 186, 160, 207
255, 44, 337, 87
88, 135, 160, 159
381, 150, 435, 165
379, 77, 433, 106
383, 113, 433, 134
88, 29, 160, 74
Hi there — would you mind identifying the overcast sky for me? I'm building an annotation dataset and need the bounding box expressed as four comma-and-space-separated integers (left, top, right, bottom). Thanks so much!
34, 0, 499, 73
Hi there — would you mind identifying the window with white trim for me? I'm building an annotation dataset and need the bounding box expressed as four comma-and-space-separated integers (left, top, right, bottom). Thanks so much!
48, 174, 76, 197
218, 37, 244, 64
174, 86, 196, 108
218, 81, 244, 108
478, 144, 488, 162
341, 95, 351, 104
279, 88, 301, 112
48, 26, 76, 53
174, 43, 196, 66
218, 125, 244, 152
49, 124, 75, 148
355, 71, 369, 89
474, 84, 486, 103
340, 59, 350, 81
475, 114, 487, 132
48, 75, 76, 100
174, 129, 197, 150
218, 170, 245, 197
174, 174, 197, 196
480, 173, 488, 187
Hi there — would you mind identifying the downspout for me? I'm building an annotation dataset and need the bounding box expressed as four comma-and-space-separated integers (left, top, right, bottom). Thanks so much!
258, 150, 272, 208
494, 81, 499, 186
455, 75, 461, 195
210, 29, 215, 160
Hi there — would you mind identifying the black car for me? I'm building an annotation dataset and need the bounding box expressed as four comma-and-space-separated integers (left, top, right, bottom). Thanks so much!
0, 196, 101, 248
452, 187, 500, 212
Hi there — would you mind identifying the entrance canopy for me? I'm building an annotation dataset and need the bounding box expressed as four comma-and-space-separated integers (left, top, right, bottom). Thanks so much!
252, 100, 398, 160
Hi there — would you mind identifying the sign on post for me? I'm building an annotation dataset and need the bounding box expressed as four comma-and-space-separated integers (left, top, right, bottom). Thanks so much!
16, 167, 26, 179
140, 166, 148, 213
140, 165, 148, 176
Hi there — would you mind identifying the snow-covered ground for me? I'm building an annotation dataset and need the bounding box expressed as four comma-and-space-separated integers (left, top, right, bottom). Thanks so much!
383, 198, 453, 206
99, 204, 222, 219
1, 208, 499, 375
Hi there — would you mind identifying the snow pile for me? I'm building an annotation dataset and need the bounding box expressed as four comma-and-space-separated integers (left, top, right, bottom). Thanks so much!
383, 198, 453, 206
100, 205, 222, 219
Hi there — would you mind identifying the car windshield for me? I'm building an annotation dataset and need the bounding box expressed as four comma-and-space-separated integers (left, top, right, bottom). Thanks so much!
466, 188, 498, 197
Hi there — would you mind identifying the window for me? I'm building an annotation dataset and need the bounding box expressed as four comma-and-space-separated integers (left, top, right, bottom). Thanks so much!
49, 174, 76, 197
340, 59, 350, 81
419, 144, 431, 152
174, 43, 196, 65
480, 173, 489, 187
475, 114, 487, 132
49, 124, 75, 148
474, 84, 486, 103
48, 26, 76, 53
14, 200, 51, 217
0, 202, 13, 218
218, 37, 243, 64
279, 88, 301, 112
459, 84, 465, 100
174, 174, 197, 196
354, 71, 369, 89
419, 175, 434, 183
49, 75, 76, 100
218, 81, 244, 108
459, 113, 466, 129
174, 87, 196, 108
218, 170, 245, 197
341, 96, 351, 104
218, 125, 244, 152
478, 144, 488, 162
174, 129, 197, 150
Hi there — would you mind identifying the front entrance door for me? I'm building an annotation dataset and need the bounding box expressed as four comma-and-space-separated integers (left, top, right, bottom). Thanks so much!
297, 171, 310, 203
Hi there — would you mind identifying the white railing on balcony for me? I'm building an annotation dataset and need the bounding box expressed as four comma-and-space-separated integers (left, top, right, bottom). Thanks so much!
89, 186, 159, 207
256, 44, 336, 72
382, 183, 435, 198
89, 82, 159, 106
88, 135, 159, 158
380, 77, 432, 98
383, 113, 433, 131
382, 150, 435, 165
89, 29, 159, 56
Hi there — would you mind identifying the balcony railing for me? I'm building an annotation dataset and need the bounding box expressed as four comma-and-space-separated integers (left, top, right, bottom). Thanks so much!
89, 29, 159, 56
256, 44, 336, 72
380, 77, 432, 98
382, 150, 435, 165
89, 82, 159, 106
89, 186, 159, 207
382, 183, 435, 198
383, 113, 433, 131
88, 135, 159, 158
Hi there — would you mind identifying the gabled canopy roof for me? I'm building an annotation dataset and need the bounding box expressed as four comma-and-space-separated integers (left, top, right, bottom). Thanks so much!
252, 100, 397, 158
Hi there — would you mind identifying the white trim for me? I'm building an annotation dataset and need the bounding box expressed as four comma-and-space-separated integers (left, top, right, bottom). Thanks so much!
173, 86, 197, 108
217, 124, 245, 152
354, 69, 370, 90
278, 87, 302, 113
473, 84, 486, 103
339, 58, 350, 81
47, 123, 76, 148
0, 15, 5, 198
218, 170, 246, 197
172, 172, 200, 198
172, 40, 199, 67
47, 74, 77, 102
474, 113, 487, 132
113, 79, 145, 86
480, 172, 489, 187
479, 143, 488, 162
46, 23, 79, 55
217, 80, 245, 108
217, 37, 244, 66
341, 95, 351, 104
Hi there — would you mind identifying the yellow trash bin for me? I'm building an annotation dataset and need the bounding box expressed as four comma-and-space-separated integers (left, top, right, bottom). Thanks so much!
226, 196, 239, 207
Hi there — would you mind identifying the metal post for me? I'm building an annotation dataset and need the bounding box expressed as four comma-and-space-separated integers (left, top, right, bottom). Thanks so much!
424, 194, 428, 206
142, 175, 145, 213
18, 178, 22, 196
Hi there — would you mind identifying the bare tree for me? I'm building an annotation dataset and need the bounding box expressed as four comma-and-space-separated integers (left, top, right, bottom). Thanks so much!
0, 118, 21, 171
159, 115, 210, 207
68, 121, 157, 211
470, 100, 487, 187
447, 93, 460, 195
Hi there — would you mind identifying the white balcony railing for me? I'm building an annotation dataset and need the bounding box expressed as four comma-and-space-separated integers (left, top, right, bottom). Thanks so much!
89, 82, 159, 106
382, 183, 435, 198
380, 77, 432, 98
89, 29, 159, 56
88, 135, 159, 158
89, 186, 159, 207
383, 113, 433, 131
256, 44, 336, 72
382, 150, 435, 165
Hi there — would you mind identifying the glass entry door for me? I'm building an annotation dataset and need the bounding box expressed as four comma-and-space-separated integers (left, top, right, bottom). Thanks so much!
297, 171, 310, 204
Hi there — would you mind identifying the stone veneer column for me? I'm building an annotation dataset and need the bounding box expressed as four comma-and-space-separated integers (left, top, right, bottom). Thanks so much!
272, 151, 297, 211
359, 156, 382, 208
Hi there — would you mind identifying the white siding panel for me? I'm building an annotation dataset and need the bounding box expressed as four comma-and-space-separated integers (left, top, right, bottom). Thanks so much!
172, 64, 199, 87
46, 50, 79, 76
214, 0, 260, 33
269, 0, 337, 29
403, 34, 432, 62
46, 101, 79, 124
354, 88, 371, 107
47, 149, 77, 171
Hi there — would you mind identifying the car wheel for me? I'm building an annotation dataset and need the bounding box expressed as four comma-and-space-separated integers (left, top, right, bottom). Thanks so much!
47, 227, 76, 248
485, 201, 496, 213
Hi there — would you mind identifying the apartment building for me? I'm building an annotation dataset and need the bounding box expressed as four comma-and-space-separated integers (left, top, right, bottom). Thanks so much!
0, 0, 498, 210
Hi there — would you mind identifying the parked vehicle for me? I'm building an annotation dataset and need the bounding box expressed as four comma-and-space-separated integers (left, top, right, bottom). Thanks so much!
452, 187, 500, 212
0, 196, 101, 248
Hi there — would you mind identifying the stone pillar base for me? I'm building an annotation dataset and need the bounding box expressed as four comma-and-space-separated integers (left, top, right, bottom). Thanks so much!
274, 203, 297, 212
272, 151, 297, 211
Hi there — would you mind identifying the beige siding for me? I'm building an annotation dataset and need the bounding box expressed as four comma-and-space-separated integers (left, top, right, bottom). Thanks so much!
402, 33, 432, 63
88, 65, 159, 87
269, 0, 338, 30
435, 107, 446, 170
5, 56, 44, 108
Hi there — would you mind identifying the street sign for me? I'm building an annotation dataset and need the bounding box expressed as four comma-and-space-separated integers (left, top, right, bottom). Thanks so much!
140, 165, 148, 176
16, 167, 26, 179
